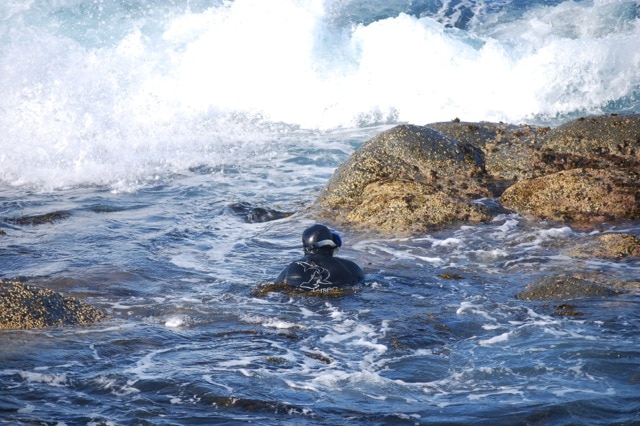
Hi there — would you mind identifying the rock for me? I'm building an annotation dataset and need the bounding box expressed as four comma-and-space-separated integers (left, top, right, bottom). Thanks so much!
427, 120, 513, 150
313, 124, 493, 235
343, 181, 491, 235
0, 280, 106, 329
6, 210, 72, 226
541, 113, 640, 170
310, 114, 640, 235
225, 202, 292, 223
500, 168, 640, 228
551, 304, 586, 317
516, 276, 619, 301
429, 120, 555, 189
567, 233, 640, 259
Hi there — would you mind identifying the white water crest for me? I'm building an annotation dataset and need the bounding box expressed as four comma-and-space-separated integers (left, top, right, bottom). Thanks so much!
1, 0, 639, 190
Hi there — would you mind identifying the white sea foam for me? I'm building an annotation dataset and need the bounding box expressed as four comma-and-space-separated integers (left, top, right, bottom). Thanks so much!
1, 0, 638, 190
218, 357, 261, 368
467, 387, 523, 400
430, 237, 464, 248
261, 318, 300, 330
164, 316, 186, 328
19, 371, 68, 387
479, 331, 512, 346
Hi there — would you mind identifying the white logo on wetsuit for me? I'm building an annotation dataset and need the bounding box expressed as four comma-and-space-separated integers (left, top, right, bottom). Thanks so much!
296, 261, 332, 290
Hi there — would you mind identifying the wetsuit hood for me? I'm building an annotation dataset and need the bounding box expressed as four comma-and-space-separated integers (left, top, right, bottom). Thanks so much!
302, 224, 342, 255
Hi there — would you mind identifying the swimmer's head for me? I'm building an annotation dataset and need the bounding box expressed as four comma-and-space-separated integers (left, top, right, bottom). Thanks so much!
302, 224, 342, 255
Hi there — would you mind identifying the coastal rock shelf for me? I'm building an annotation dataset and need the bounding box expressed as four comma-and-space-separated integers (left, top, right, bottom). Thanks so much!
313, 113, 640, 235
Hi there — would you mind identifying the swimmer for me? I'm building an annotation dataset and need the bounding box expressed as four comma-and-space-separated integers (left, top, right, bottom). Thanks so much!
275, 224, 364, 291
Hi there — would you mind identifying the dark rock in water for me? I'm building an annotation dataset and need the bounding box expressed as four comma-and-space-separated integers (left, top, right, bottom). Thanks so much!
567, 233, 640, 259
541, 113, 640, 170
201, 395, 300, 414
0, 280, 106, 329
313, 124, 494, 235
7, 210, 72, 226
226, 202, 292, 223
551, 304, 585, 317
516, 276, 619, 301
500, 167, 639, 228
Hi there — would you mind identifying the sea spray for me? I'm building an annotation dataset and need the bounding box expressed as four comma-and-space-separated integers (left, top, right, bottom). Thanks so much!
1, 0, 639, 190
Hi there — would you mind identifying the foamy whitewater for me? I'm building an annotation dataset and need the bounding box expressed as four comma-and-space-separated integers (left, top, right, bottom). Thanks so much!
1, 0, 639, 424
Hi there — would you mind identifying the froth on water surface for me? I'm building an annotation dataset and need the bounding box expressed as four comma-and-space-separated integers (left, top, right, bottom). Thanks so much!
1, 193, 640, 423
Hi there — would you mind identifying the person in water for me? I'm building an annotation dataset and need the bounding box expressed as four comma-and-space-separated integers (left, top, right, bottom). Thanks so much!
276, 224, 364, 292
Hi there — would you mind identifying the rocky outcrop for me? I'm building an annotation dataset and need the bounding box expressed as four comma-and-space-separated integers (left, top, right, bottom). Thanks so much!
0, 280, 106, 329
311, 113, 640, 235
313, 124, 494, 235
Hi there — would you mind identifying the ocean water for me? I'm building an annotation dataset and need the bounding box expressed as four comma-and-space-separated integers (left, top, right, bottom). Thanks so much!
1, 0, 640, 424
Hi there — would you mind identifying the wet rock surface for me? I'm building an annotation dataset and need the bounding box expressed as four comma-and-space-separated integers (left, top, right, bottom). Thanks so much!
313, 124, 493, 234
541, 114, 640, 170
500, 167, 639, 227
5, 210, 72, 226
312, 113, 639, 235
0, 280, 106, 329
566, 233, 640, 259
429, 120, 555, 187
516, 276, 620, 301
225, 202, 293, 223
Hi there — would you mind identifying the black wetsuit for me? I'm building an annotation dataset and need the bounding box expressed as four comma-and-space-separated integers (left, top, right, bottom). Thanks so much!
276, 252, 364, 292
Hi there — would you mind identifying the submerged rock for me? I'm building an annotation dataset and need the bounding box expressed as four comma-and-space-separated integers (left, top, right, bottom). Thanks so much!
313, 124, 493, 235
516, 276, 619, 301
0, 280, 106, 329
226, 202, 292, 223
500, 168, 639, 228
6, 210, 72, 226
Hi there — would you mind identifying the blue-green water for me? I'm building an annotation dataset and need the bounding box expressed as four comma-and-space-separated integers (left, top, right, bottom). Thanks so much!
1, 1, 640, 424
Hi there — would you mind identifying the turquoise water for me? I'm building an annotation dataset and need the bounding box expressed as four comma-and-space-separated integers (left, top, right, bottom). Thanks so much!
1, 1, 639, 424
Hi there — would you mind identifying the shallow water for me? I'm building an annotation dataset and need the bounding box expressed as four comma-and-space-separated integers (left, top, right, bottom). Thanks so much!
2, 129, 639, 424
2, 0, 640, 424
